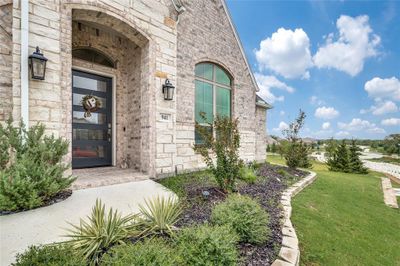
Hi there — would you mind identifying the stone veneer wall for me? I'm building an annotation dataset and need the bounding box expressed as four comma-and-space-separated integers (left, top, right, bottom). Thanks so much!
4, 0, 267, 177
6, 0, 179, 177
255, 106, 267, 162
0, 3, 12, 121
174, 0, 267, 173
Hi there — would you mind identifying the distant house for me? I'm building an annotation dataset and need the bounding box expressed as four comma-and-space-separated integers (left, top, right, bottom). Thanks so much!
0, 0, 270, 177
266, 135, 278, 145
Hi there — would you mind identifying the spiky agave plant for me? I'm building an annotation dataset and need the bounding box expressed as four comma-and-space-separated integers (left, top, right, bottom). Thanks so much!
138, 195, 182, 237
63, 199, 141, 265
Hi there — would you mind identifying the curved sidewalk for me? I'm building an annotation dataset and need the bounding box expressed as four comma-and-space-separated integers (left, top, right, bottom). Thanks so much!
0, 180, 174, 266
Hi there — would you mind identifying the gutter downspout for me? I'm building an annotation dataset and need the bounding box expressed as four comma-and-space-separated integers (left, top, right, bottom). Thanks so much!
21, 0, 29, 127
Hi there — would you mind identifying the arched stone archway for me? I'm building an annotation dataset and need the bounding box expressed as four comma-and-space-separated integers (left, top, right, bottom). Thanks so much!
60, 5, 156, 176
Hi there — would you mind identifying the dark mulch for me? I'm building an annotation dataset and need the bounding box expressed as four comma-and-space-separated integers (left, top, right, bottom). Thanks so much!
174, 163, 307, 266
0, 189, 72, 216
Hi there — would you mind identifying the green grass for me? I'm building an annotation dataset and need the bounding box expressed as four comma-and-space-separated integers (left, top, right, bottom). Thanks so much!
368, 156, 400, 166
157, 170, 215, 198
266, 155, 400, 266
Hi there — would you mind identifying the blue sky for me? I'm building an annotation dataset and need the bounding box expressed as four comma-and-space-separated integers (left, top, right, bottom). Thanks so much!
226, 0, 400, 139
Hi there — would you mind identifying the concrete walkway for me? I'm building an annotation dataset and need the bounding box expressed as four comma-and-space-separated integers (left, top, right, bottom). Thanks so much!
381, 177, 399, 209
0, 180, 174, 266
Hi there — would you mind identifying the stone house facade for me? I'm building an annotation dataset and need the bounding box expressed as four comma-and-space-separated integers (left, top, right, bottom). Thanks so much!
0, 0, 270, 178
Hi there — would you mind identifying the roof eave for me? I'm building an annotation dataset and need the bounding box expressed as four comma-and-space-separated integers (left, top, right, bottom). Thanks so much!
221, 0, 260, 93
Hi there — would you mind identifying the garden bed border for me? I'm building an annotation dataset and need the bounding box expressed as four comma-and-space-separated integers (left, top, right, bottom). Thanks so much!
272, 170, 317, 266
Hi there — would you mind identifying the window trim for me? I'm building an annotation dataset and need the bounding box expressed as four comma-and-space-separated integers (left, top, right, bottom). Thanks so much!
195, 63, 233, 144
72, 47, 116, 68
195, 63, 232, 123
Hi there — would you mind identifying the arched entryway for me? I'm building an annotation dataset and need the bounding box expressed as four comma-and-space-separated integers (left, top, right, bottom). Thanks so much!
65, 8, 152, 175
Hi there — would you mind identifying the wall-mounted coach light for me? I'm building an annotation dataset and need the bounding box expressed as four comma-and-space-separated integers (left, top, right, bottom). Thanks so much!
162, 79, 175, 101
29, 46, 48, 80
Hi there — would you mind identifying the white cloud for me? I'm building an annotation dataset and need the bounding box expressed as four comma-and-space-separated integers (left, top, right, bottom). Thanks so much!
255, 28, 312, 79
360, 100, 398, 115
280, 111, 285, 116
322, 122, 331, 130
364, 77, 400, 101
273, 121, 289, 132
310, 96, 325, 106
255, 73, 295, 103
381, 118, 400, 126
315, 106, 340, 119
336, 131, 350, 137
338, 118, 385, 134
313, 15, 380, 76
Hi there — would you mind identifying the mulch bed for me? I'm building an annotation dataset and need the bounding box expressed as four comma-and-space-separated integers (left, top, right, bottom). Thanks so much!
176, 163, 307, 266
0, 189, 72, 216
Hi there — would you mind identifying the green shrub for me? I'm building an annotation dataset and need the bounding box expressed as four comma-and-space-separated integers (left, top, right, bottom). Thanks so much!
238, 167, 257, 184
12, 245, 85, 266
63, 199, 141, 265
101, 238, 178, 266
0, 119, 75, 211
211, 194, 270, 244
138, 195, 182, 237
281, 110, 312, 169
176, 224, 239, 266
193, 115, 243, 192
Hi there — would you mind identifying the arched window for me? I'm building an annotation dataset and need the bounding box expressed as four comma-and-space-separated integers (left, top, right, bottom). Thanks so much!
194, 62, 232, 143
72, 48, 115, 68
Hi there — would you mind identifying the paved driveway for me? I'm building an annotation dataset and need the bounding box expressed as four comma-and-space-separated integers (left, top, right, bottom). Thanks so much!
0, 180, 175, 266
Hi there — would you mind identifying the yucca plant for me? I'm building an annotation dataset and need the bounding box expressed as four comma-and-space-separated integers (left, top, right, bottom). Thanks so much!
138, 195, 182, 237
63, 199, 141, 265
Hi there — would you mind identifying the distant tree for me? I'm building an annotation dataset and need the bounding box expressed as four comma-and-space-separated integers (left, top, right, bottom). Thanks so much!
271, 142, 277, 153
348, 139, 368, 174
277, 141, 286, 158
266, 145, 270, 152
383, 134, 400, 155
282, 110, 312, 169
325, 138, 337, 161
328, 140, 349, 172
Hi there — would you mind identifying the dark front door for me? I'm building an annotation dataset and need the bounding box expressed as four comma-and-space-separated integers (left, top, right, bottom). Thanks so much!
72, 70, 112, 169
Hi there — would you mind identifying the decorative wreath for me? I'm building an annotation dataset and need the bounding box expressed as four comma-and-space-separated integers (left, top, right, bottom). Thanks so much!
81, 95, 101, 118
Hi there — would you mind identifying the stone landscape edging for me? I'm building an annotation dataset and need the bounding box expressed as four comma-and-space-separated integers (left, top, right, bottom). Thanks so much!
272, 170, 317, 266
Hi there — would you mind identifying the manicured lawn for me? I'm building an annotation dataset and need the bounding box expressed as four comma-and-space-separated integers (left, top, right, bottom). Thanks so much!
267, 155, 400, 266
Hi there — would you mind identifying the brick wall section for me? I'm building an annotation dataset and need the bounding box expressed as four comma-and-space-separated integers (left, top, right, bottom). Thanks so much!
71, 21, 142, 169
175, 0, 267, 171
255, 106, 267, 162
0, 4, 12, 121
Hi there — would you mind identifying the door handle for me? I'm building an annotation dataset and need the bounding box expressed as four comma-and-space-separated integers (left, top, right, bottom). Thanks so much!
107, 129, 111, 142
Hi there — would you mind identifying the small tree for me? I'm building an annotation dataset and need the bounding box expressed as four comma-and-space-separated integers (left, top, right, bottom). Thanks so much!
271, 142, 277, 153
193, 115, 242, 192
325, 138, 337, 161
277, 141, 286, 158
282, 110, 312, 169
348, 139, 368, 174
298, 141, 312, 168
328, 140, 349, 172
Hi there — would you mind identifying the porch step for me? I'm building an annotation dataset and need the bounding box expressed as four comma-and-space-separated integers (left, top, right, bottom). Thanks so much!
71, 167, 149, 190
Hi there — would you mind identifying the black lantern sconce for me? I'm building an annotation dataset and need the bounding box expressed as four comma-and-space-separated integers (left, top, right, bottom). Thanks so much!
29, 46, 48, 80
162, 79, 175, 101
